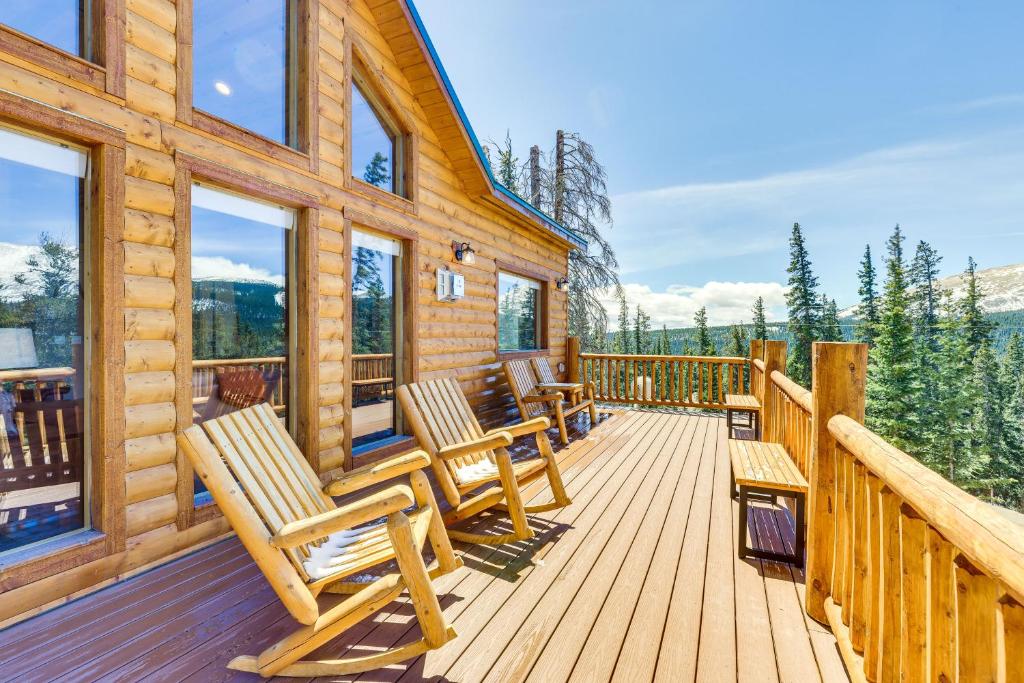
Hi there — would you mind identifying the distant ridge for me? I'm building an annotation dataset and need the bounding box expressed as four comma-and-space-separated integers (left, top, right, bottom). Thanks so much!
840, 261, 1024, 318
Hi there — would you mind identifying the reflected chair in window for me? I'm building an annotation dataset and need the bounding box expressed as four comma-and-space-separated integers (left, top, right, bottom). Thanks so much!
503, 359, 599, 445
177, 403, 460, 677
0, 397, 84, 545
201, 367, 281, 421
530, 356, 595, 408
397, 378, 572, 545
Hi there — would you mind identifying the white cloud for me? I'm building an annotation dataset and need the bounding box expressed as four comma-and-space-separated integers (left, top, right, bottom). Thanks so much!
0, 242, 43, 294
191, 256, 283, 286
602, 280, 787, 329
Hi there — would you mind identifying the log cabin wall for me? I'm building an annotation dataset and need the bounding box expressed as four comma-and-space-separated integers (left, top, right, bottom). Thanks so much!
0, 0, 571, 624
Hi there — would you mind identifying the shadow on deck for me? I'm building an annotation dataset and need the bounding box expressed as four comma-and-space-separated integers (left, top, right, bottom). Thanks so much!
0, 409, 849, 682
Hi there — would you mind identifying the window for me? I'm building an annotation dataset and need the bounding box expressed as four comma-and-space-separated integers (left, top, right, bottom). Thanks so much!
0, 2, 83, 56
351, 81, 401, 195
498, 272, 543, 352
190, 184, 295, 502
193, 0, 298, 146
0, 125, 89, 553
350, 229, 403, 452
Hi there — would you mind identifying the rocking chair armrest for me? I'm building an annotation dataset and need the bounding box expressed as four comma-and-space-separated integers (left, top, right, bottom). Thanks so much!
523, 391, 564, 404
485, 416, 551, 439
437, 431, 513, 461
270, 485, 415, 549
324, 450, 431, 497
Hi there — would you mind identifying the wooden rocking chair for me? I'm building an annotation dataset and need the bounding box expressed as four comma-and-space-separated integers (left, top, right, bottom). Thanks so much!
176, 403, 460, 678
396, 378, 572, 545
503, 359, 598, 445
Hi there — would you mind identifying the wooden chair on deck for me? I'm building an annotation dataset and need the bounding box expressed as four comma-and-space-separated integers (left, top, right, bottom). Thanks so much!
503, 359, 598, 445
176, 402, 461, 678
396, 377, 572, 545
530, 356, 591, 407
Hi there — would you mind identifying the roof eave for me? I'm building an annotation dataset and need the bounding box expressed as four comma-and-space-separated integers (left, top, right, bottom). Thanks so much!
401, 0, 588, 251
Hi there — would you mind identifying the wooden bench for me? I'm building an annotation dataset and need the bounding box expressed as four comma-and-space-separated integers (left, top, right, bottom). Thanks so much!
725, 393, 761, 439
729, 439, 808, 567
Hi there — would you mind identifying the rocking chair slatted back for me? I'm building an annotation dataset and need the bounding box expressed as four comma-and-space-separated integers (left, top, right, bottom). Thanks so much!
531, 358, 558, 385
397, 378, 496, 501
195, 404, 333, 577
504, 360, 546, 418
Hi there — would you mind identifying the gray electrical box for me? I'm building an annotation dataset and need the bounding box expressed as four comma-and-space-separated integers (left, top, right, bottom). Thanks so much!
436, 268, 465, 302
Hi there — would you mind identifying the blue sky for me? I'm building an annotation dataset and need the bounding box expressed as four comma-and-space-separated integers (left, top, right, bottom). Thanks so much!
416, 0, 1024, 326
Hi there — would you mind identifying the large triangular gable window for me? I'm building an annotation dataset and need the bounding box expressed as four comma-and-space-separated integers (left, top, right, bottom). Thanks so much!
346, 40, 415, 207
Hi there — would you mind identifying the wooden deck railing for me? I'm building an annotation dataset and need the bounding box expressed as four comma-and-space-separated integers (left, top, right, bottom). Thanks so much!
574, 351, 748, 410
745, 339, 1024, 682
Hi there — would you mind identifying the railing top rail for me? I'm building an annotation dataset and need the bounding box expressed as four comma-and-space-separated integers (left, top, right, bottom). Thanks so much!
770, 369, 812, 413
193, 356, 286, 367
351, 353, 394, 359
579, 353, 748, 363
752, 359, 766, 372
830, 413, 1024, 604
0, 366, 76, 382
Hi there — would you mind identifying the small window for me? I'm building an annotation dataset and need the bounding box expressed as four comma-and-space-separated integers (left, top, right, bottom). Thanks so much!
193, 0, 298, 146
498, 272, 543, 352
351, 79, 402, 196
190, 184, 295, 503
0, 125, 89, 553
0, 1, 85, 57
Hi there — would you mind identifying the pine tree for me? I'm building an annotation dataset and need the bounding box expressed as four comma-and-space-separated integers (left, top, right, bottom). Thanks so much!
362, 152, 391, 189
960, 257, 995, 360
694, 307, 715, 356
785, 222, 820, 386
856, 244, 879, 345
971, 344, 1008, 500
910, 241, 943, 348
494, 131, 519, 194
999, 335, 1024, 508
866, 225, 918, 450
613, 285, 631, 354
730, 324, 749, 357
659, 325, 671, 355
819, 296, 843, 342
633, 306, 651, 355
752, 297, 768, 341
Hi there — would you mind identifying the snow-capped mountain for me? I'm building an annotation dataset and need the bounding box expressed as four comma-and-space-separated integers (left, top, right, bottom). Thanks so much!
841, 262, 1024, 317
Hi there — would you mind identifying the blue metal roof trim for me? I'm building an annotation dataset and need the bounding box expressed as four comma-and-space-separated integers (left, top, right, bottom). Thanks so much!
403, 0, 588, 250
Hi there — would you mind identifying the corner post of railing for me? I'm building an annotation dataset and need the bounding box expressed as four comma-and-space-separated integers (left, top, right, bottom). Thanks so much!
567, 336, 581, 383
761, 340, 787, 442
750, 339, 764, 399
805, 341, 868, 624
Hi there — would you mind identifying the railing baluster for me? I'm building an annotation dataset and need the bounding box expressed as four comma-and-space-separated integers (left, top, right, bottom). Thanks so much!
879, 487, 903, 681
1002, 598, 1024, 682
899, 505, 928, 679
954, 557, 999, 681
864, 474, 883, 681
928, 529, 956, 683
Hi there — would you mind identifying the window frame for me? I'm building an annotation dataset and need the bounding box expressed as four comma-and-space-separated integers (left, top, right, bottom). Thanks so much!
343, 36, 418, 214
0, 90, 126, 589
495, 261, 550, 360
174, 0, 319, 172
342, 207, 419, 472
0, 0, 125, 97
173, 152, 319, 528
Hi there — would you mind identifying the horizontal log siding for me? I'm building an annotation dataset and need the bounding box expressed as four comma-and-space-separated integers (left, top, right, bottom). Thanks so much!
0, 0, 569, 623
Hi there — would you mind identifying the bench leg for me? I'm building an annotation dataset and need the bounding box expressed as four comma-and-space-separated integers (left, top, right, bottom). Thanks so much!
737, 487, 749, 559
794, 491, 806, 569
727, 409, 734, 435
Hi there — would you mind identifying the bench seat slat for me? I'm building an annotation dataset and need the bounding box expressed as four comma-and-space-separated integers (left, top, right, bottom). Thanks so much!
729, 440, 808, 492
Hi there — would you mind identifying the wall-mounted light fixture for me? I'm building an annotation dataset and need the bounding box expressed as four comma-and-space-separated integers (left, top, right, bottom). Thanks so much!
556, 277, 570, 292
452, 241, 476, 265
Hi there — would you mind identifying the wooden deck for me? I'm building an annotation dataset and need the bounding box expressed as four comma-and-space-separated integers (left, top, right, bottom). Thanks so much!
0, 409, 848, 682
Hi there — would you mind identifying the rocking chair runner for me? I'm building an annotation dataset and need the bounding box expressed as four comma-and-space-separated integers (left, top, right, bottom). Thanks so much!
177, 402, 460, 678
396, 378, 572, 546
503, 359, 599, 445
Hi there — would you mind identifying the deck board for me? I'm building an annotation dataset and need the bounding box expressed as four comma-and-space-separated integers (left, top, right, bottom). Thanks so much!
0, 409, 848, 683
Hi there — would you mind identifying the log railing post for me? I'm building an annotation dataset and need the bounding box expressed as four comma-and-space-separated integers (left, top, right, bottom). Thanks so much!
806, 341, 868, 624
567, 336, 580, 384
750, 338, 764, 401
761, 340, 787, 442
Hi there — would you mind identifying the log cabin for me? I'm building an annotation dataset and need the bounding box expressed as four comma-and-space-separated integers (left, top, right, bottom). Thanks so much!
0, 0, 583, 623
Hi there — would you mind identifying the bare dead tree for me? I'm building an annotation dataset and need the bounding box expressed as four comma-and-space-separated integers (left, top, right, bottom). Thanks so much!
529, 145, 541, 207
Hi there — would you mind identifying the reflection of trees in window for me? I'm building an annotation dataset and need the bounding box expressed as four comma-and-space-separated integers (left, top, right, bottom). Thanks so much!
363, 152, 391, 189
499, 282, 538, 351
192, 279, 285, 360
352, 246, 392, 354
4, 233, 81, 368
